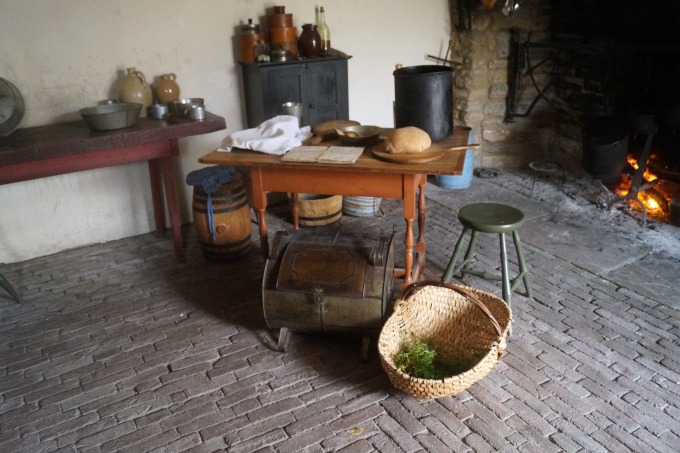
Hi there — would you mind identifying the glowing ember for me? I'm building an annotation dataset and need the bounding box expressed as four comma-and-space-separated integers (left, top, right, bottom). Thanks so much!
627, 155, 658, 182
616, 154, 670, 218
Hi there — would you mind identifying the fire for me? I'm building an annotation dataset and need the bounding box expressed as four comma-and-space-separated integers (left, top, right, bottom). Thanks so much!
626, 155, 658, 182
615, 154, 668, 217
638, 190, 665, 213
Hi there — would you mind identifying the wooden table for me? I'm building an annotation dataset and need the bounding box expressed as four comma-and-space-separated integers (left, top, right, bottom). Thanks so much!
0, 112, 227, 260
199, 127, 470, 285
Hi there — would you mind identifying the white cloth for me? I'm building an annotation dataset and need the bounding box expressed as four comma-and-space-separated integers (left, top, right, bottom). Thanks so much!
218, 115, 312, 155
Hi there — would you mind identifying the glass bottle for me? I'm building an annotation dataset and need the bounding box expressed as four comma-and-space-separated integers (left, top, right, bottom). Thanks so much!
317, 6, 331, 51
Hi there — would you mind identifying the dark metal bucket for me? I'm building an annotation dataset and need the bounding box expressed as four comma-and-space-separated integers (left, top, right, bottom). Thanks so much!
394, 65, 453, 141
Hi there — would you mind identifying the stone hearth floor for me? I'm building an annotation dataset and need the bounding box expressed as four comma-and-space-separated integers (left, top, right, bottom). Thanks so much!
1, 167, 679, 452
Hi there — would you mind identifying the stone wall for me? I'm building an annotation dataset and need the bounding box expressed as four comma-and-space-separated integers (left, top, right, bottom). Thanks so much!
449, 0, 583, 170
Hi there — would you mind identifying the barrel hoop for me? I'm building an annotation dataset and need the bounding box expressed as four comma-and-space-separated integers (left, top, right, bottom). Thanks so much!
298, 208, 342, 222
211, 186, 246, 197
193, 198, 249, 214
194, 187, 246, 202
200, 235, 251, 248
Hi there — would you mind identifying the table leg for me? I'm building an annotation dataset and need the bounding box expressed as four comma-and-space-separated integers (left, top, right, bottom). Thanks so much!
416, 175, 427, 254
159, 155, 184, 261
402, 177, 417, 286
250, 168, 270, 259
147, 159, 166, 237
291, 192, 300, 230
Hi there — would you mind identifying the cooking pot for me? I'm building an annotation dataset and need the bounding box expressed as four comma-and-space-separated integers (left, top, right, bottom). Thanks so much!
582, 118, 629, 180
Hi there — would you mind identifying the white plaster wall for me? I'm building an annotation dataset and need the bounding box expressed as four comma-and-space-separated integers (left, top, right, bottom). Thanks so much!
0, 0, 450, 263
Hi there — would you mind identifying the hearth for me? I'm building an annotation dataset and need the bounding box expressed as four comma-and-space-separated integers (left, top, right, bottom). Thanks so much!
545, 0, 680, 224
583, 120, 680, 225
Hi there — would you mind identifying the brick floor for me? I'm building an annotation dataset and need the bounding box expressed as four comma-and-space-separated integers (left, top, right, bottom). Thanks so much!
1, 169, 679, 452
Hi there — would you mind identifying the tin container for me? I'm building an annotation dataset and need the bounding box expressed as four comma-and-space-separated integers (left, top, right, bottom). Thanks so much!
263, 231, 395, 337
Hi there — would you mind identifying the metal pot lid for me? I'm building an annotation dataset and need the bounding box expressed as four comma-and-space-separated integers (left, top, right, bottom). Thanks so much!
0, 77, 25, 137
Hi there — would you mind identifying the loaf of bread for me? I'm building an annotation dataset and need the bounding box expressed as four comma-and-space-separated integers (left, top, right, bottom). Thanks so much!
385, 127, 431, 154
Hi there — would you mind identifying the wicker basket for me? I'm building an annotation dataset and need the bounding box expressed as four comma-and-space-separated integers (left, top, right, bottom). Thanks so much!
378, 281, 512, 399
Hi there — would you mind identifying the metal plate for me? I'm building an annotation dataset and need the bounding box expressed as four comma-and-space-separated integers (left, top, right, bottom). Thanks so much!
0, 77, 25, 137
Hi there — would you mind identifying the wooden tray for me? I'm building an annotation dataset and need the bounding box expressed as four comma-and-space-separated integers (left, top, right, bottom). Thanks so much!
371, 149, 444, 164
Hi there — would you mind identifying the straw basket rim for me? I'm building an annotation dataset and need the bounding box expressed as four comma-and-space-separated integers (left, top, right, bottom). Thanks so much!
378, 281, 512, 400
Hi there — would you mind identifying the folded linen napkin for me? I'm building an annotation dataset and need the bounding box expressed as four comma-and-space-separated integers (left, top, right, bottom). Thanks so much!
218, 115, 313, 155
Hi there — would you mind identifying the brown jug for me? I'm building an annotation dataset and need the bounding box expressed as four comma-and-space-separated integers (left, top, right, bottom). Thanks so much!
298, 24, 321, 58
154, 73, 180, 104
118, 67, 153, 116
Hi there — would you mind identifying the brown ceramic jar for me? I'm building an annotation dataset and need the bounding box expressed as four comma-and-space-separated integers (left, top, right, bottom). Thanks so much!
154, 73, 180, 104
298, 24, 321, 58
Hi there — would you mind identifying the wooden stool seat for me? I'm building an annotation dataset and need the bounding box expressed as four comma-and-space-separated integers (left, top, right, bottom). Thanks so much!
458, 202, 525, 233
442, 203, 532, 312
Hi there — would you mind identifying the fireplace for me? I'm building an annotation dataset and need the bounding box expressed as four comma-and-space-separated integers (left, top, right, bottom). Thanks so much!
548, 0, 680, 223
450, 0, 680, 224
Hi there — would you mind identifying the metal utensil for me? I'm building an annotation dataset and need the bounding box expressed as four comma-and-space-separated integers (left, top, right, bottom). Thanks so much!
336, 125, 382, 146
502, 0, 518, 16
0, 77, 25, 136
79, 102, 142, 131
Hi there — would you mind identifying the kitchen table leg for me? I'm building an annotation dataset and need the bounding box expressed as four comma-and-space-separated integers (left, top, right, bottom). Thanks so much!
147, 159, 166, 237
159, 155, 184, 261
416, 175, 427, 253
291, 192, 299, 230
402, 178, 417, 286
250, 168, 270, 259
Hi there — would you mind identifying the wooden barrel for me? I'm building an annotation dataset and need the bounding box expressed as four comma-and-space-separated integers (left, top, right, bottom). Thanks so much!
292, 193, 343, 227
192, 173, 251, 260
343, 196, 383, 217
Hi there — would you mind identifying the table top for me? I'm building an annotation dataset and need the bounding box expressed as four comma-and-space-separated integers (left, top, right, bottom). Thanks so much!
0, 112, 226, 166
199, 127, 471, 176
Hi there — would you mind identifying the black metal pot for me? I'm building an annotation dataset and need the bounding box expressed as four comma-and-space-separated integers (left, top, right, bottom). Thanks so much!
582, 118, 629, 180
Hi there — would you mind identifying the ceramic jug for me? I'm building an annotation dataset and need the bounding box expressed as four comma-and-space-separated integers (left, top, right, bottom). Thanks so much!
118, 67, 153, 116
154, 73, 180, 104
298, 24, 321, 58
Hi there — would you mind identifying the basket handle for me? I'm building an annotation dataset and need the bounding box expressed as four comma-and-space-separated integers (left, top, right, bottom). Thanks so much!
401, 281, 504, 338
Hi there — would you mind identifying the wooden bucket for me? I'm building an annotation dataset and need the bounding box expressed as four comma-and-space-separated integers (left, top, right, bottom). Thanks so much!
292, 193, 343, 227
192, 173, 252, 260
343, 196, 383, 217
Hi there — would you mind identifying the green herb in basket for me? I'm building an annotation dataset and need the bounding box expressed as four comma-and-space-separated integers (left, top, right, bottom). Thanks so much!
393, 334, 485, 380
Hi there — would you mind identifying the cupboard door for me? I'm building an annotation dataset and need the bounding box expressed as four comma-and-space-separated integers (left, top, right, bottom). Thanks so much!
241, 58, 348, 128
305, 61, 346, 125
265, 64, 305, 121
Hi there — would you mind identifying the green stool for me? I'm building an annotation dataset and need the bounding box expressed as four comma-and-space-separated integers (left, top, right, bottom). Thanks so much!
442, 203, 532, 310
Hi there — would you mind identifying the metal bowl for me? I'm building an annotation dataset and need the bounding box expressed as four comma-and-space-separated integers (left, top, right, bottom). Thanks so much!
79, 102, 142, 131
337, 125, 383, 146
0, 77, 25, 137
168, 98, 204, 116
271, 50, 293, 62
